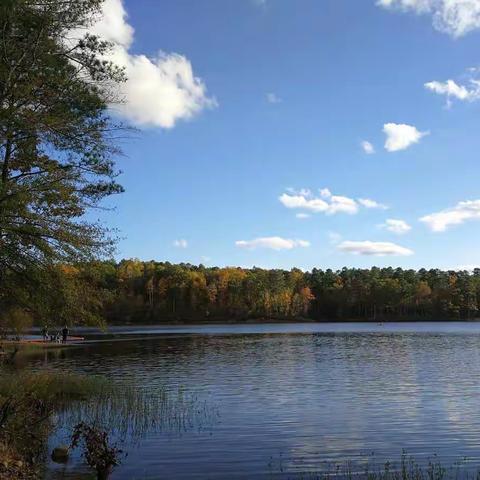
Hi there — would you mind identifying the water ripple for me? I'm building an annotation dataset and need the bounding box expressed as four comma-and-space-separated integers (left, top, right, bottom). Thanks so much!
41, 323, 480, 479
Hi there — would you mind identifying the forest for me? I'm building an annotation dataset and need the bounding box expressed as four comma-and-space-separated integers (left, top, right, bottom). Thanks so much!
56, 260, 480, 324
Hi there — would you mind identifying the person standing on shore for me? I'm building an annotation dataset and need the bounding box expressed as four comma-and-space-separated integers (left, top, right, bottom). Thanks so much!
61, 325, 69, 344
41, 326, 48, 342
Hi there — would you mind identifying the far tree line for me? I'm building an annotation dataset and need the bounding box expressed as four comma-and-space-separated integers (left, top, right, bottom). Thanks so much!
16, 260, 478, 326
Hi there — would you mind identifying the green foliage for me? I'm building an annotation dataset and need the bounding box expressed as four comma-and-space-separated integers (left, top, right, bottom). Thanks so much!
0, 307, 32, 337
0, 370, 109, 476
89, 261, 480, 322
0, 369, 218, 478
0, 0, 126, 322
103, 260, 316, 322
307, 266, 480, 320
0, 371, 109, 406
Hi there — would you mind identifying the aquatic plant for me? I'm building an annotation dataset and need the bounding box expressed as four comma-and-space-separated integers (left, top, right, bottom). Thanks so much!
279, 453, 475, 480
56, 382, 219, 442
71, 422, 124, 480
0, 370, 110, 478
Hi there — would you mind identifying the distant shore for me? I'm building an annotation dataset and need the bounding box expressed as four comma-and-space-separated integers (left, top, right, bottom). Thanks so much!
104, 317, 480, 326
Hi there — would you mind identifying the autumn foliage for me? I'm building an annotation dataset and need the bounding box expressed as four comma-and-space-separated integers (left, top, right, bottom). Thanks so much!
89, 260, 480, 322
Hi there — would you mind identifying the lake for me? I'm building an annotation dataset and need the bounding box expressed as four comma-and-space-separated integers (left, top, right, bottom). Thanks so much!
39, 322, 480, 479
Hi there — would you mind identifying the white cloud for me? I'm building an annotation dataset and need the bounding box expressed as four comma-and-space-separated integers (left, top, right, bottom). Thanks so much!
381, 218, 412, 234
296, 213, 311, 219
328, 195, 359, 215
420, 199, 480, 232
425, 79, 470, 100
235, 237, 310, 251
91, 0, 134, 46
84, 0, 216, 128
286, 187, 312, 196
173, 239, 188, 248
266, 92, 282, 104
279, 191, 358, 214
279, 193, 329, 213
377, 0, 480, 38
337, 240, 414, 256
280, 189, 387, 216
361, 140, 375, 154
319, 188, 332, 198
425, 78, 480, 107
383, 123, 429, 152
358, 198, 388, 209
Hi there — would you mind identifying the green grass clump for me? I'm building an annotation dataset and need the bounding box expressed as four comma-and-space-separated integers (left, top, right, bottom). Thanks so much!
0, 370, 109, 404
0, 370, 111, 479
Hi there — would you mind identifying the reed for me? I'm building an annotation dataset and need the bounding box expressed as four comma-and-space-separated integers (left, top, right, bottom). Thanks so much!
56, 383, 219, 441
285, 454, 477, 480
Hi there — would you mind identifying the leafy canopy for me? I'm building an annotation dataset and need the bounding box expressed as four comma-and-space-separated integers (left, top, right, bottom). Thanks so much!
0, 0, 126, 324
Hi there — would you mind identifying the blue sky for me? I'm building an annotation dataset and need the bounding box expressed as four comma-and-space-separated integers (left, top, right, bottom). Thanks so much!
91, 0, 480, 271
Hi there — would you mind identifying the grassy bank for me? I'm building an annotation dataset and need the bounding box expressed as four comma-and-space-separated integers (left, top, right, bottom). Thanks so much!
0, 367, 109, 479
0, 353, 219, 479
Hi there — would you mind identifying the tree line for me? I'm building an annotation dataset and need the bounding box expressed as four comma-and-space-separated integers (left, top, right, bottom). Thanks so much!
1, 0, 479, 332
65, 260, 480, 324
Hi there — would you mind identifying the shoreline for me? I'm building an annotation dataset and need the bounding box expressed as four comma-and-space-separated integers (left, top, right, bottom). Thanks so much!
104, 317, 480, 326
13, 319, 480, 349
1, 337, 85, 349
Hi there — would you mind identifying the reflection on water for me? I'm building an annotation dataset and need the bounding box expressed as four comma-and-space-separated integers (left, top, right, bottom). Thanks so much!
38, 323, 480, 479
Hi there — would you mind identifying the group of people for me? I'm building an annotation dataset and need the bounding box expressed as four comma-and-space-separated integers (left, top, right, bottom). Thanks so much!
41, 325, 69, 344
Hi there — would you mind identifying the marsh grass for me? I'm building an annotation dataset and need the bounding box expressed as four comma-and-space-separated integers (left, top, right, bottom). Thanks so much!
0, 368, 219, 478
56, 383, 220, 442
0, 370, 110, 478
0, 370, 108, 402
277, 453, 480, 480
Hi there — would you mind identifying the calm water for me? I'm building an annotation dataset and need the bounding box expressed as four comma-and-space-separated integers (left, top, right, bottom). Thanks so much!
38, 322, 480, 479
